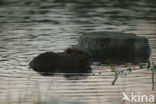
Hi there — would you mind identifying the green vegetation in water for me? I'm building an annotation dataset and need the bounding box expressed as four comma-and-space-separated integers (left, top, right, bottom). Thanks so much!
154, 65, 156, 70
147, 60, 151, 70
111, 66, 132, 85
139, 64, 145, 69
111, 66, 118, 85
111, 60, 155, 91
127, 68, 132, 72
111, 66, 117, 74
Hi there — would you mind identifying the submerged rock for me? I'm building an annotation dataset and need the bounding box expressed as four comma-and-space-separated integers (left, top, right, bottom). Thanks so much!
29, 48, 91, 75
74, 31, 151, 64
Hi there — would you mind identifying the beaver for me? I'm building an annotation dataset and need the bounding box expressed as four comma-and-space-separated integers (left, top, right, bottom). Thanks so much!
29, 48, 91, 75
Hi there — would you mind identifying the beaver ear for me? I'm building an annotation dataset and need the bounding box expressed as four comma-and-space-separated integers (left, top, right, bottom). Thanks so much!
65, 48, 72, 54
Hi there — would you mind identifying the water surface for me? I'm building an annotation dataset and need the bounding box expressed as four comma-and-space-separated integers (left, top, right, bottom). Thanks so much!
0, 0, 156, 104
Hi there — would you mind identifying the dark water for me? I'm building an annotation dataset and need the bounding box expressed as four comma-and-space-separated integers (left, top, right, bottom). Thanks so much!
0, 0, 156, 104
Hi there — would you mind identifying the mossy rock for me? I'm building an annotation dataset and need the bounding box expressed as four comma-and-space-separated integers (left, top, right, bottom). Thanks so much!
74, 31, 151, 64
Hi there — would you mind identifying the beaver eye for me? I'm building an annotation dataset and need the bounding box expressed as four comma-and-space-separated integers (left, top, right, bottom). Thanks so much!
66, 49, 72, 54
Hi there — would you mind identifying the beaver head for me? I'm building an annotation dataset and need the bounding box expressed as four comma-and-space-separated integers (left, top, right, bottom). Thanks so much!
29, 48, 91, 74
64, 48, 91, 62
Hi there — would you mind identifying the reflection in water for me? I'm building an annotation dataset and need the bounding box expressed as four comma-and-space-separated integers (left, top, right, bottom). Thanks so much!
36, 67, 91, 81
64, 74, 90, 80
37, 98, 87, 104
0, 0, 156, 104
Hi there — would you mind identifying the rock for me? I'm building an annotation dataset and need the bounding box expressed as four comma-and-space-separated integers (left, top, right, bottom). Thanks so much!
29, 48, 91, 75
74, 31, 151, 64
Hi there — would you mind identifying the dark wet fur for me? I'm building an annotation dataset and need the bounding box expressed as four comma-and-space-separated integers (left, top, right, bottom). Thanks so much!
29, 48, 91, 74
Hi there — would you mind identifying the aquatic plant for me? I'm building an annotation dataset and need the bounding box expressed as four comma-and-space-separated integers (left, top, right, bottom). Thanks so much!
111, 66, 132, 85
111, 60, 155, 91
111, 66, 118, 85
147, 60, 151, 70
